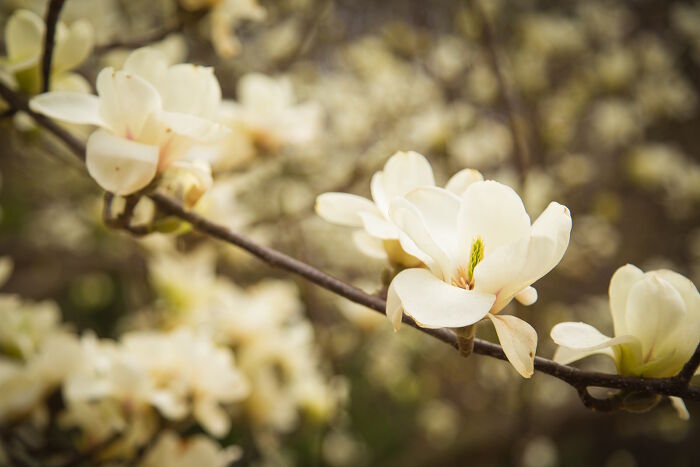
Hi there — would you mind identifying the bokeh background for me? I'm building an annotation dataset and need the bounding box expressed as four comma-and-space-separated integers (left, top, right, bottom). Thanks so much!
1, 0, 700, 465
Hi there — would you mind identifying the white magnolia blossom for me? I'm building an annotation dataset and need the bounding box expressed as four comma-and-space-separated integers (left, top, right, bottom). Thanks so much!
65, 329, 249, 437
223, 73, 322, 151
180, 0, 266, 58
386, 180, 572, 377
316, 151, 484, 267
551, 264, 700, 378
29, 47, 226, 196
0, 9, 94, 95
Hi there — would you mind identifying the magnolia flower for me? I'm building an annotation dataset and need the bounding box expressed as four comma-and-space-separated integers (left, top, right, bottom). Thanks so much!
223, 73, 322, 152
30, 47, 226, 195
316, 151, 484, 267
179, 0, 266, 58
551, 264, 700, 378
387, 181, 572, 377
0, 9, 94, 95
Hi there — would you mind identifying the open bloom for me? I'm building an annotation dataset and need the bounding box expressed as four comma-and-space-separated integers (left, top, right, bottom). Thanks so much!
316, 151, 483, 267
0, 9, 94, 95
30, 47, 225, 195
551, 265, 700, 377
387, 181, 572, 377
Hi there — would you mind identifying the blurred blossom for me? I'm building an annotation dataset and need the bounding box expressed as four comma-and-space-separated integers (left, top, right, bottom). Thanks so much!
417, 399, 460, 448
139, 430, 242, 467
521, 436, 559, 467
448, 119, 512, 170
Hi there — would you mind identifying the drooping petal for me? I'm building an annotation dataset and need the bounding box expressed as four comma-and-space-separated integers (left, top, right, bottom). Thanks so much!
608, 264, 644, 337
386, 278, 404, 331
5, 10, 43, 65
670, 397, 690, 421
488, 313, 537, 378
52, 19, 94, 73
86, 129, 159, 195
458, 180, 531, 257
515, 286, 538, 306
445, 168, 483, 196
550, 321, 638, 365
96, 68, 162, 137
390, 197, 452, 278
359, 211, 400, 239
389, 268, 495, 329
315, 193, 380, 227
29, 92, 103, 126
625, 273, 687, 360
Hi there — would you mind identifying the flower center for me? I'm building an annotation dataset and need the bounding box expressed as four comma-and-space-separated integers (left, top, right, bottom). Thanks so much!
451, 236, 484, 290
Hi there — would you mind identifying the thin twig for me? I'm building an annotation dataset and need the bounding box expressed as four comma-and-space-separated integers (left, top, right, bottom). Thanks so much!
41, 0, 67, 93
473, 0, 529, 183
2, 78, 700, 409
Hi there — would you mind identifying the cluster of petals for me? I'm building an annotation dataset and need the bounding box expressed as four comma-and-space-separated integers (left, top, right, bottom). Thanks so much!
30, 47, 226, 196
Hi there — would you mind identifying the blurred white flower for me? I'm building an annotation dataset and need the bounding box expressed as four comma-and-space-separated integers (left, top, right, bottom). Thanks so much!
30, 47, 226, 195
140, 430, 242, 467
0, 9, 94, 95
386, 181, 571, 377
316, 151, 484, 267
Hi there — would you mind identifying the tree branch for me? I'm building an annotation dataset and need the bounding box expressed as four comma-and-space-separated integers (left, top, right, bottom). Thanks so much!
41, 0, 68, 93
1, 78, 699, 410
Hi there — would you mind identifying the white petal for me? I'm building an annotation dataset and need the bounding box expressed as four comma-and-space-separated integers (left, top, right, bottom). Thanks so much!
315, 193, 379, 227
29, 92, 103, 126
52, 19, 94, 73
670, 397, 690, 421
386, 278, 404, 331
389, 197, 451, 278
609, 264, 644, 336
445, 168, 483, 196
488, 314, 537, 378
550, 321, 637, 365
458, 180, 531, 255
389, 268, 495, 329
515, 286, 537, 306
159, 111, 228, 142
403, 186, 462, 258
5, 10, 43, 64
359, 211, 400, 239
352, 230, 387, 259
86, 129, 159, 195
654, 269, 700, 322
158, 64, 222, 120
96, 68, 162, 137
122, 47, 169, 87
381, 151, 435, 203
51, 72, 92, 93
370, 171, 390, 215
626, 273, 687, 359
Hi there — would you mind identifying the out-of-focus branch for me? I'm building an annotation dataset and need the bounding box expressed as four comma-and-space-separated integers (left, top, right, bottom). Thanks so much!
1, 78, 699, 412
473, 0, 529, 183
41, 0, 67, 93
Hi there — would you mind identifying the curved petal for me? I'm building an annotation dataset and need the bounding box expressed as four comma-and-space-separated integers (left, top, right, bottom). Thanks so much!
445, 168, 483, 196
96, 68, 162, 137
123, 47, 169, 87
386, 277, 404, 331
315, 193, 378, 227
352, 230, 387, 259
670, 396, 690, 421
389, 268, 495, 329
654, 269, 700, 322
458, 181, 531, 257
29, 92, 103, 126
550, 321, 638, 365
358, 211, 400, 239
370, 172, 389, 215
52, 19, 94, 73
609, 264, 644, 336
86, 129, 159, 195
626, 273, 687, 360
403, 187, 462, 258
381, 151, 435, 202
389, 197, 452, 278
488, 314, 537, 378
515, 286, 537, 306
5, 10, 43, 64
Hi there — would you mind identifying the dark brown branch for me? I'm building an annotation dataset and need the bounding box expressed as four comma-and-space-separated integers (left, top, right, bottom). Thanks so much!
674, 342, 700, 384
473, 0, 529, 183
41, 0, 67, 93
2, 78, 700, 409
